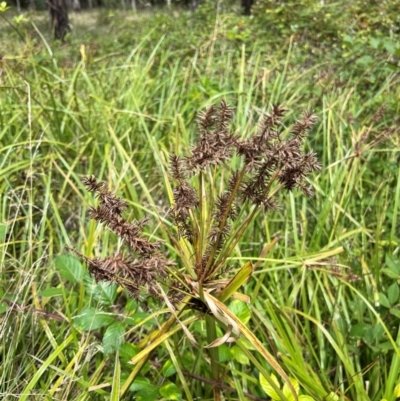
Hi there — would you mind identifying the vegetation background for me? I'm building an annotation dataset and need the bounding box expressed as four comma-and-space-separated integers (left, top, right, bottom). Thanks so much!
0, 0, 399, 400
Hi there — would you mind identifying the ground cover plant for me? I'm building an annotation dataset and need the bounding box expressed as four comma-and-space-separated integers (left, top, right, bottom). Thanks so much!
1, 1, 400, 400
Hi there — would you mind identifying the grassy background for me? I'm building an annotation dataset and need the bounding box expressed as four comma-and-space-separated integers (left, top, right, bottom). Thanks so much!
1, 2, 400, 400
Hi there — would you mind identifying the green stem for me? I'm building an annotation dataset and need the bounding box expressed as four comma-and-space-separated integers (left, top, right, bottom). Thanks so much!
205, 314, 221, 401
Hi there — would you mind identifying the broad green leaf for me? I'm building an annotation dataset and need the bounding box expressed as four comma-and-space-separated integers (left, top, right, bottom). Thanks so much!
93, 282, 117, 306
389, 308, 400, 318
73, 307, 114, 330
385, 255, 400, 274
161, 360, 177, 377
0, 302, 8, 314
283, 378, 300, 401
259, 372, 280, 400
124, 299, 138, 312
228, 299, 251, 324
159, 382, 182, 400
55, 255, 84, 284
103, 322, 126, 354
231, 345, 250, 365
129, 377, 150, 392
378, 293, 390, 309
381, 268, 399, 279
299, 396, 316, 401
120, 343, 140, 363
350, 323, 370, 337
129, 377, 158, 401
218, 344, 231, 362
387, 283, 399, 305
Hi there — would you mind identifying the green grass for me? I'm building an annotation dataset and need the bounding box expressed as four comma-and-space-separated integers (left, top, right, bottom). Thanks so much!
1, 3, 400, 401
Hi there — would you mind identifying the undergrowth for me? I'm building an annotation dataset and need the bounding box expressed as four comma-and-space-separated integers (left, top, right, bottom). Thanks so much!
0, 1, 400, 401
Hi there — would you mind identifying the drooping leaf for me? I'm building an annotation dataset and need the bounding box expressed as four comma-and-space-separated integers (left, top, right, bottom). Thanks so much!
73, 307, 114, 330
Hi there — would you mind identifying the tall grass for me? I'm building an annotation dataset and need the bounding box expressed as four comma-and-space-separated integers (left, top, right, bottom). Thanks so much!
0, 8, 399, 401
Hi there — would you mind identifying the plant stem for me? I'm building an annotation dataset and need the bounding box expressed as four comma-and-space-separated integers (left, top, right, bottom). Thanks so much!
205, 314, 221, 401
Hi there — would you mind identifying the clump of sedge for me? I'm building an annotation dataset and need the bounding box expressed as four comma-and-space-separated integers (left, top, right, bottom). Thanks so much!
73, 101, 321, 309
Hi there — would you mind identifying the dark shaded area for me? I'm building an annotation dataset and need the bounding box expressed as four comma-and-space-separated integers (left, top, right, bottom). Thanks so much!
47, 0, 70, 40
241, 0, 253, 15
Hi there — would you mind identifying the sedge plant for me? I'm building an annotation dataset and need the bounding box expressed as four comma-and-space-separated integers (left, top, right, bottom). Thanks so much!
72, 100, 321, 400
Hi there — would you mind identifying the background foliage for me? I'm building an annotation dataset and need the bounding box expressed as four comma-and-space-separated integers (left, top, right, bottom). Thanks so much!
0, 0, 399, 400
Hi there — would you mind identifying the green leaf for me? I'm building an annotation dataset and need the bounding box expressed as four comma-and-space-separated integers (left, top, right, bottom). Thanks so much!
120, 343, 140, 363
161, 360, 176, 377
159, 382, 182, 400
129, 377, 158, 401
378, 292, 390, 309
389, 308, 400, 318
259, 372, 280, 400
298, 397, 315, 401
103, 322, 125, 355
39, 288, 64, 297
129, 377, 150, 392
325, 392, 339, 401
124, 299, 138, 312
395, 383, 400, 397
283, 377, 299, 401
0, 223, 7, 243
228, 299, 251, 324
231, 345, 250, 365
93, 282, 117, 306
350, 323, 370, 337
55, 255, 84, 284
0, 302, 8, 314
342, 34, 354, 47
377, 341, 393, 351
387, 283, 399, 305
124, 311, 155, 326
218, 344, 231, 363
385, 255, 400, 274
110, 352, 121, 401
381, 268, 400, 279
73, 307, 114, 330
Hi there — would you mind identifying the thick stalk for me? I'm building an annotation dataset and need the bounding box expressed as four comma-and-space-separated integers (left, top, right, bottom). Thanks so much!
205, 314, 221, 401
